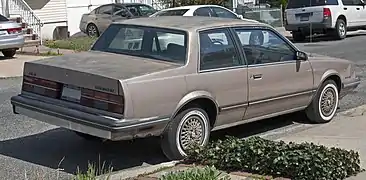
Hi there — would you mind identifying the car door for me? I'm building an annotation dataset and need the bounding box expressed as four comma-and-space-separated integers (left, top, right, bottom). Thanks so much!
341, 0, 359, 27
95, 5, 114, 33
232, 27, 314, 120
112, 6, 132, 22
353, 0, 366, 25
185, 28, 248, 127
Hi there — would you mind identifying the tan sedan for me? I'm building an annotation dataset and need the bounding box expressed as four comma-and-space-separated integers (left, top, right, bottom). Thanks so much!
11, 16, 360, 160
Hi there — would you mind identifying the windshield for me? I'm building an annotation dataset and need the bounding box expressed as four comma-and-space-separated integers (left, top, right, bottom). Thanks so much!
287, 0, 338, 9
91, 24, 187, 64
153, 9, 189, 17
0, 14, 8, 21
138, 5, 157, 16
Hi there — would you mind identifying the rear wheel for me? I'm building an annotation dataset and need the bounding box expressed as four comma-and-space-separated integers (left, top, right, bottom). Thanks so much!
305, 80, 339, 123
87, 23, 99, 37
292, 31, 306, 42
161, 107, 211, 160
2, 49, 16, 58
334, 18, 347, 40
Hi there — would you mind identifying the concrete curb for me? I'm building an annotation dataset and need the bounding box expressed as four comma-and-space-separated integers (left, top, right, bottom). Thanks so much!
97, 161, 179, 180
338, 104, 366, 117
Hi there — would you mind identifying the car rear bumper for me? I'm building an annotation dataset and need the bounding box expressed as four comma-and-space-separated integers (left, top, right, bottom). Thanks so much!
340, 77, 361, 99
0, 35, 25, 50
284, 18, 332, 33
11, 94, 170, 141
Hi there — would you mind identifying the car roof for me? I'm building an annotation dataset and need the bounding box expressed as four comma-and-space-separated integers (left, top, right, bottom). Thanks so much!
159, 4, 225, 11
114, 16, 267, 31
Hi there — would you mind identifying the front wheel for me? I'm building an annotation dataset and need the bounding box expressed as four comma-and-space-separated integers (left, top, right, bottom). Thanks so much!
161, 107, 211, 160
305, 80, 339, 123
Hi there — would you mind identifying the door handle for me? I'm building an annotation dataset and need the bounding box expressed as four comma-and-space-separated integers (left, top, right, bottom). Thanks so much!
251, 74, 262, 80
344, 7, 347, 10
357, 7, 360, 10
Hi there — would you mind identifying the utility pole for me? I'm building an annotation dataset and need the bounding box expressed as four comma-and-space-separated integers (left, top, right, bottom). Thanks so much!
172, 0, 176, 7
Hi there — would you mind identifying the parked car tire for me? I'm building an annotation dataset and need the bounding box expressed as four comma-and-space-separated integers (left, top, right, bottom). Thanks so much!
2, 49, 16, 58
74, 131, 104, 141
161, 107, 210, 160
334, 18, 347, 40
305, 80, 339, 123
292, 31, 306, 42
87, 23, 99, 37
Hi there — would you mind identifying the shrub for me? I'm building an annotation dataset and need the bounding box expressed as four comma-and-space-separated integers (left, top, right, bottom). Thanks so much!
186, 136, 363, 180
45, 36, 97, 52
160, 166, 230, 180
73, 162, 112, 180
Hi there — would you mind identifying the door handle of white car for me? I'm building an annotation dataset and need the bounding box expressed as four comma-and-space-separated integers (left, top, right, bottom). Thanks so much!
344, 7, 347, 10
356, 7, 360, 10
251, 74, 262, 80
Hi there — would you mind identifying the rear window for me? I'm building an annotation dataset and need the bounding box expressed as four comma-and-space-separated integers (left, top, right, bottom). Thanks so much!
153, 9, 189, 16
0, 14, 8, 21
92, 24, 188, 64
287, 0, 338, 9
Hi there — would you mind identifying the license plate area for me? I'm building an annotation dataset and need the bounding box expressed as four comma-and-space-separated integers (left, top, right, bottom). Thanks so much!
61, 84, 81, 103
300, 16, 309, 21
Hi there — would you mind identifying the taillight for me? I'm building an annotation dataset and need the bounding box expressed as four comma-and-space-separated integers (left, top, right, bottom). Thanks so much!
81, 88, 124, 114
22, 75, 62, 98
7, 27, 22, 34
323, 8, 331, 18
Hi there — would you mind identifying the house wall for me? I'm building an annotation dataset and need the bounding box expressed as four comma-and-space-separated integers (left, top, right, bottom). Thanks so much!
25, 0, 68, 40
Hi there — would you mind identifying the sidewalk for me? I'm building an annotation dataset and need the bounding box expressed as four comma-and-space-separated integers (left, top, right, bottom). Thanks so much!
100, 105, 366, 180
0, 54, 47, 78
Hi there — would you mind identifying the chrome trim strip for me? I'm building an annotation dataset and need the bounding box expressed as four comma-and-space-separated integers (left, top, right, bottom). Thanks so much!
220, 102, 248, 112
343, 81, 361, 88
212, 106, 307, 131
249, 90, 315, 106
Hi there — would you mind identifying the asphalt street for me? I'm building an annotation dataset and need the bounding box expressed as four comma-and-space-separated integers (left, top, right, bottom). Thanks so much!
0, 33, 366, 179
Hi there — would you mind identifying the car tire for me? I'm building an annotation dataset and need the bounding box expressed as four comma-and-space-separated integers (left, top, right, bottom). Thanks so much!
87, 23, 99, 37
334, 18, 347, 40
305, 80, 339, 123
292, 31, 306, 42
74, 131, 104, 141
2, 49, 16, 58
161, 107, 211, 160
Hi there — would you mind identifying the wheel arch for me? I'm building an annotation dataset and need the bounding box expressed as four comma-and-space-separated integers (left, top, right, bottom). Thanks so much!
171, 91, 219, 128
311, 70, 342, 104
337, 14, 347, 26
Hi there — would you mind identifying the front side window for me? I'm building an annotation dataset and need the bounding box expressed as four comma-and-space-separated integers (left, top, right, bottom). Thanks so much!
193, 7, 213, 17
0, 14, 8, 21
234, 28, 295, 65
98, 5, 113, 15
210, 7, 238, 19
199, 28, 242, 70
92, 24, 187, 64
138, 5, 157, 16
153, 9, 189, 16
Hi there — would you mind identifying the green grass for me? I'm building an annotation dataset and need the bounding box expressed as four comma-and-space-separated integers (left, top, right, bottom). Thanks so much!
73, 162, 113, 180
160, 166, 230, 180
44, 36, 97, 52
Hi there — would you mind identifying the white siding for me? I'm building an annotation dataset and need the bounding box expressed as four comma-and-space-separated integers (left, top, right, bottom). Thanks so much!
25, 0, 67, 23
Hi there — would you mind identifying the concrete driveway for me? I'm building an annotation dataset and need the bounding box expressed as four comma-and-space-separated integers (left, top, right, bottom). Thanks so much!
0, 54, 47, 78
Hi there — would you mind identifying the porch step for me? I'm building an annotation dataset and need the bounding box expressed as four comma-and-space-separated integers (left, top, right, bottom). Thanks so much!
23, 39, 41, 47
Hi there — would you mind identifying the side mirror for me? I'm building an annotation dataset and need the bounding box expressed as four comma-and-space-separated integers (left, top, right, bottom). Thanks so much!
296, 51, 308, 61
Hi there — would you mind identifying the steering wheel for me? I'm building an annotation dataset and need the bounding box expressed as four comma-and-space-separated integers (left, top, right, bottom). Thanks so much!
212, 40, 224, 45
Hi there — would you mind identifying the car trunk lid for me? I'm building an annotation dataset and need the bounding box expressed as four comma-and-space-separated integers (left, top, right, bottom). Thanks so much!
23, 51, 180, 95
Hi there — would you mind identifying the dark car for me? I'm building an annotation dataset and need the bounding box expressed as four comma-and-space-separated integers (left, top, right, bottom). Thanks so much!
79, 3, 157, 37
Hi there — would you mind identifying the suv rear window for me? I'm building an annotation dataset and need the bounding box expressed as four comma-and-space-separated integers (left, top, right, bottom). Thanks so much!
287, 0, 338, 9
153, 9, 189, 16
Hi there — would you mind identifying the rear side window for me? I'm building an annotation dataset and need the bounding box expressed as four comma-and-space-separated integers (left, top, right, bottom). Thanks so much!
154, 9, 189, 16
287, 0, 338, 9
0, 14, 8, 21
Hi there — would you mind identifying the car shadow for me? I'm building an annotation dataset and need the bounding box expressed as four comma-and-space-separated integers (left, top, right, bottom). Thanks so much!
291, 32, 366, 43
0, 111, 311, 175
0, 56, 15, 61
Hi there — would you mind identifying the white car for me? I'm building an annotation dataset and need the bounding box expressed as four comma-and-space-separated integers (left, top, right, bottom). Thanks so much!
149, 5, 268, 43
150, 5, 259, 22
285, 0, 366, 42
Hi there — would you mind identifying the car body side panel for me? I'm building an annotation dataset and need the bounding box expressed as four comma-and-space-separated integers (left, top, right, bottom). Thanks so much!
245, 61, 314, 119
